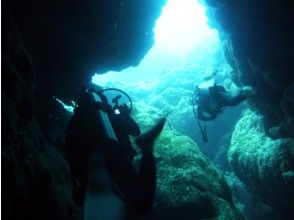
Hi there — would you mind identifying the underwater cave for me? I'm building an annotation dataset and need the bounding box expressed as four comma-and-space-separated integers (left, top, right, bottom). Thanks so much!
2, 0, 294, 220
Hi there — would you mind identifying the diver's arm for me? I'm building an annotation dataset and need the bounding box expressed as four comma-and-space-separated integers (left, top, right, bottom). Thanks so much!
118, 104, 141, 136
113, 113, 141, 136
124, 116, 141, 136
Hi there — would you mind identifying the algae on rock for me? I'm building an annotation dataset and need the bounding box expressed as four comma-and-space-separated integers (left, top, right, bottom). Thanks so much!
130, 101, 243, 219
228, 110, 294, 211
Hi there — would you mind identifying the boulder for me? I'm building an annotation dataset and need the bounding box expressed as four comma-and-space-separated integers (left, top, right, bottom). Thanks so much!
228, 110, 294, 213
131, 102, 243, 219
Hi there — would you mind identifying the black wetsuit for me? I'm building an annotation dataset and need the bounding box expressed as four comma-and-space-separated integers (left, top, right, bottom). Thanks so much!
65, 93, 156, 212
197, 85, 247, 121
109, 110, 140, 160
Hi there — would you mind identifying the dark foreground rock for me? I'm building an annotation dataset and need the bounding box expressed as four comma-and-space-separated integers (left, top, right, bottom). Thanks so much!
228, 110, 294, 218
131, 102, 243, 220
205, 0, 294, 139
2, 5, 80, 219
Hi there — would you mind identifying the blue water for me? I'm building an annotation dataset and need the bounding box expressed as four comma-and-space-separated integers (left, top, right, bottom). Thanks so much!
91, 0, 242, 161
87, 0, 251, 218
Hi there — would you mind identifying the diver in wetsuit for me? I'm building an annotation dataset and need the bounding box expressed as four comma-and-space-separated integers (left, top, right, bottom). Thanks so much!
195, 82, 254, 121
65, 88, 165, 213
108, 97, 140, 161
191, 73, 254, 142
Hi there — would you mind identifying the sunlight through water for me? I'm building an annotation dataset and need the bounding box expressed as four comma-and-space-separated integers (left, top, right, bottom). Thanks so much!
154, 0, 214, 55
92, 0, 220, 88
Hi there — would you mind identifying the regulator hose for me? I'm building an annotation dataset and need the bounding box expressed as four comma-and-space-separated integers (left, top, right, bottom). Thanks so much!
93, 88, 133, 114
191, 94, 208, 143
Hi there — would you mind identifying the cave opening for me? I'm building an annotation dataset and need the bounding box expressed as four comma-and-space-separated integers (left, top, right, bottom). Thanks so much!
91, 0, 244, 156
92, 0, 222, 86
3, 0, 293, 219
66, 0, 249, 216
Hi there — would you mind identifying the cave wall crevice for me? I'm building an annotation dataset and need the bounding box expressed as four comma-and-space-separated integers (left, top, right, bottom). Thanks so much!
204, 0, 294, 217
2, 3, 81, 219
3, 0, 293, 218
6, 0, 167, 102
2, 0, 167, 219
205, 0, 294, 138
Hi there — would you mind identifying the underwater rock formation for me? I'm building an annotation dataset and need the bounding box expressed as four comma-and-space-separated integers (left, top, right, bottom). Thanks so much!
228, 110, 294, 215
3, 0, 293, 219
131, 102, 243, 219
2, 1, 167, 219
2, 5, 80, 220
204, 1, 294, 218
5, 0, 167, 101
102, 63, 244, 160
205, 0, 294, 139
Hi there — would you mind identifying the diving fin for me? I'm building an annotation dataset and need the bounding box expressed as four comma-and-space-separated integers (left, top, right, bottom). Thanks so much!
135, 117, 166, 147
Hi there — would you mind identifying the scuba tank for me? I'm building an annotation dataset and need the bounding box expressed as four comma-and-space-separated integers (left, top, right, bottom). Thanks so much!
77, 89, 119, 152
196, 78, 215, 96
192, 72, 218, 143
77, 89, 124, 220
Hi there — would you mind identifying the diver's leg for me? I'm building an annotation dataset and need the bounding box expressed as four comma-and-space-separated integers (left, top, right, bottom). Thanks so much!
226, 86, 255, 106
71, 162, 89, 206
105, 118, 165, 213
226, 93, 247, 106
104, 145, 157, 213
104, 150, 156, 213
136, 147, 156, 212
131, 117, 166, 211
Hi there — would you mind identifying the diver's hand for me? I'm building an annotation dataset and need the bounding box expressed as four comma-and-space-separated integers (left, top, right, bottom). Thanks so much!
119, 103, 130, 116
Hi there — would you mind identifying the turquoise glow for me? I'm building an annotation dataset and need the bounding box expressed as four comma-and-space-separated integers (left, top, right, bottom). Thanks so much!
154, 0, 215, 55
92, 0, 220, 88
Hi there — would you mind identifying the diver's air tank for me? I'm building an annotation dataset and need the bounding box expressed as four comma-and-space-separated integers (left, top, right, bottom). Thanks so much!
197, 78, 215, 95
91, 92, 119, 150
77, 90, 119, 153
77, 91, 123, 220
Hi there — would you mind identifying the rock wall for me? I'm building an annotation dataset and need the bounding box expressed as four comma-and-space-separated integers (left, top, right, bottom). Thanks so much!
2, 0, 166, 219
204, 0, 294, 217
2, 5, 80, 219
3, 0, 293, 219
228, 110, 294, 216
131, 102, 243, 220
205, 0, 294, 138
6, 0, 166, 102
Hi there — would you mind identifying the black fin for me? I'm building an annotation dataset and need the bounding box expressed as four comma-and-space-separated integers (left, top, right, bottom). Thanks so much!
135, 117, 166, 146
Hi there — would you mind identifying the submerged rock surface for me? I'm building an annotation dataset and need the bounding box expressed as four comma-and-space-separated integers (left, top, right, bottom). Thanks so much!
228, 110, 294, 214
2, 5, 80, 220
5, 0, 167, 101
131, 102, 242, 220
3, 0, 293, 219
205, 0, 294, 138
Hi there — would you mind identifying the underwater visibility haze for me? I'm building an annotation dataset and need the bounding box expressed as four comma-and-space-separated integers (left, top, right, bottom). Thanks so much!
92, 0, 243, 167
91, 0, 293, 219
2, 0, 294, 219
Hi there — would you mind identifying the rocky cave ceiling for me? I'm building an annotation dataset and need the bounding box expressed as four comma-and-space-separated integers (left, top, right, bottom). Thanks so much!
5, 1, 293, 129
4, 0, 167, 102
2, 0, 294, 219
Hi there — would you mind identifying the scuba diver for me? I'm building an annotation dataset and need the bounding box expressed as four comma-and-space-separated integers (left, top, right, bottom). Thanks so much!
65, 87, 165, 216
108, 95, 140, 161
191, 71, 254, 142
